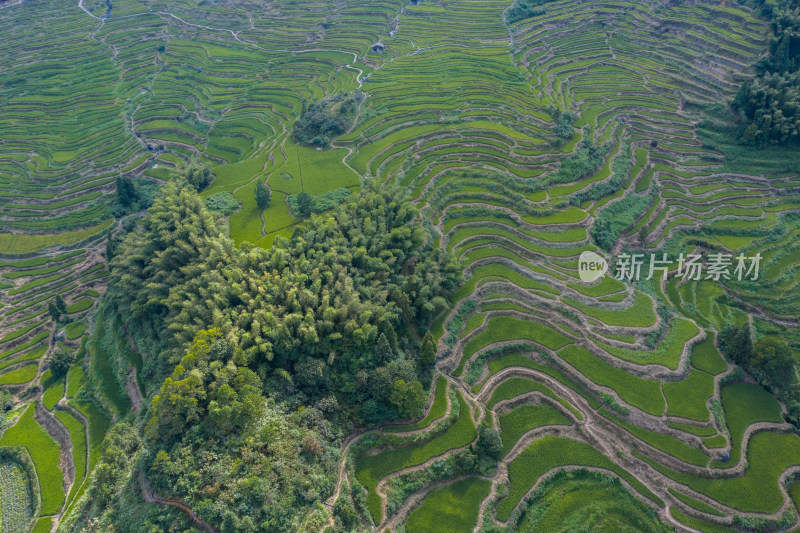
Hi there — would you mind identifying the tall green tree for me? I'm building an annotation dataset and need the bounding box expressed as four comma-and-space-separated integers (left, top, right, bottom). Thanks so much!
420, 331, 436, 366
390, 379, 426, 418
48, 348, 74, 378
255, 180, 271, 209
296, 191, 313, 217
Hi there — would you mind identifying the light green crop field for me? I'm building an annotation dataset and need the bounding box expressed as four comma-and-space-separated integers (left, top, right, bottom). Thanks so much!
405, 477, 492, 533
0, 405, 65, 515
0, 0, 798, 530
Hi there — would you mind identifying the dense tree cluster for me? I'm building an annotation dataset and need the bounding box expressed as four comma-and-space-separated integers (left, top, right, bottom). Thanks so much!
112, 175, 159, 218
205, 191, 241, 215
291, 92, 363, 147
48, 347, 74, 378
506, 0, 550, 24
719, 325, 800, 424
109, 181, 459, 421
179, 159, 214, 191
47, 294, 67, 323
546, 105, 577, 140
95, 181, 461, 530
731, 0, 800, 145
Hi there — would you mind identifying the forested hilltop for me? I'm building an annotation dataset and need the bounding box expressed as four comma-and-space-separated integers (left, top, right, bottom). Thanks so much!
0, 0, 799, 531
60, 182, 457, 531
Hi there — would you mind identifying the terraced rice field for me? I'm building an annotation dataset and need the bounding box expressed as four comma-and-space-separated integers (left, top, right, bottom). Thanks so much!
0, 0, 798, 531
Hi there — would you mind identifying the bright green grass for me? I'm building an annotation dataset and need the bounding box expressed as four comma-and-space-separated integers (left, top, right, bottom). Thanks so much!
667, 422, 718, 437
42, 376, 65, 410
668, 488, 724, 516
0, 364, 38, 386
355, 391, 476, 523
716, 384, 783, 468
642, 431, 800, 513
597, 318, 698, 370
497, 435, 661, 520
559, 345, 664, 416
457, 316, 570, 375
564, 291, 656, 327
662, 369, 713, 421
483, 352, 597, 410
488, 377, 580, 419
499, 403, 570, 456
669, 508, 736, 533
703, 435, 727, 449
405, 477, 491, 533
54, 410, 87, 504
0, 332, 48, 361
385, 376, 448, 432
65, 298, 93, 314
462, 312, 486, 336
31, 517, 53, 533
0, 219, 112, 254
65, 321, 86, 340
518, 472, 670, 533
690, 333, 727, 375
66, 364, 84, 398
522, 207, 587, 225
0, 345, 46, 373
0, 405, 65, 514
566, 275, 626, 297
600, 410, 709, 466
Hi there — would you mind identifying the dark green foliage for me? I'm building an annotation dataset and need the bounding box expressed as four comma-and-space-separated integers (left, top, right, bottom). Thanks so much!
294, 191, 314, 217
292, 92, 363, 147
55, 295, 67, 315
147, 398, 338, 531
420, 331, 436, 366
390, 378, 426, 419
752, 337, 797, 396
547, 105, 577, 139
720, 325, 799, 426
592, 189, 655, 251
288, 188, 351, 216
48, 347, 74, 378
718, 325, 753, 365
109, 180, 225, 332
334, 497, 359, 529
601, 392, 630, 415
116, 176, 136, 207
205, 192, 240, 215
180, 160, 214, 191
110, 181, 460, 421
733, 512, 795, 532
97, 179, 461, 531
571, 143, 630, 206
111, 177, 159, 217
90, 423, 142, 507
544, 135, 608, 187
0, 389, 12, 411
255, 180, 271, 209
48, 300, 61, 322
147, 329, 265, 442
731, 0, 800, 145
476, 423, 502, 461
507, 0, 550, 24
